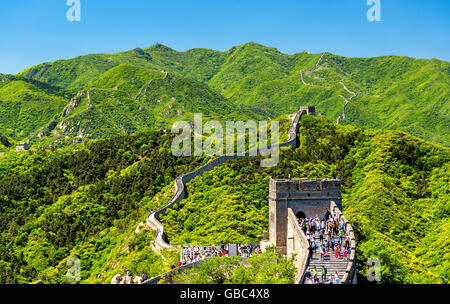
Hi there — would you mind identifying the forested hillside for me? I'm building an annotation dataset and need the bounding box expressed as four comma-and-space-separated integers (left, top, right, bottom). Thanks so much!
0, 133, 12, 152
18, 43, 450, 146
0, 114, 448, 284
0, 74, 72, 141
0, 114, 292, 284
160, 115, 449, 284
2, 63, 261, 148
43, 64, 255, 148
0, 131, 209, 283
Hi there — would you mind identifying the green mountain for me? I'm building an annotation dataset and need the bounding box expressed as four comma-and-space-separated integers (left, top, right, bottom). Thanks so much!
18, 48, 157, 90
0, 74, 72, 141
2, 63, 260, 148
160, 115, 449, 284
18, 43, 450, 146
0, 116, 447, 284
46, 64, 257, 147
18, 45, 226, 89
304, 54, 450, 147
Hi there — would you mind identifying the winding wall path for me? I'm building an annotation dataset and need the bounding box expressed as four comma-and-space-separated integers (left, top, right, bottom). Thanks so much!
299, 53, 358, 125
300, 52, 326, 87
135, 70, 168, 100
336, 83, 358, 125
146, 108, 306, 252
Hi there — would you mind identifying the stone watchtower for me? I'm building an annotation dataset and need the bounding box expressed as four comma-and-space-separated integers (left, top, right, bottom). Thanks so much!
299, 106, 316, 116
268, 178, 342, 254
15, 142, 30, 151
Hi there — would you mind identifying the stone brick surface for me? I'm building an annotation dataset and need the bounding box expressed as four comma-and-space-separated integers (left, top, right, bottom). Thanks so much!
268, 178, 342, 253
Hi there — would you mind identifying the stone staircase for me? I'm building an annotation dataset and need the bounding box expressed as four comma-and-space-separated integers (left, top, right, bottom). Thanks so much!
302, 232, 349, 284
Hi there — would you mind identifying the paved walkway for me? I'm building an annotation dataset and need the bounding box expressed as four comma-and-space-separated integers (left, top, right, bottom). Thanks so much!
302, 231, 350, 284
337, 82, 358, 124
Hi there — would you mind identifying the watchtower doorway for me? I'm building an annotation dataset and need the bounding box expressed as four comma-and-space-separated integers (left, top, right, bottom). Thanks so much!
296, 211, 306, 219
268, 178, 342, 254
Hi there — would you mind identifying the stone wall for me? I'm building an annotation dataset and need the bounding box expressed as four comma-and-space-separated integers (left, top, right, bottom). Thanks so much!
147, 107, 307, 251
299, 106, 316, 116
142, 259, 203, 284
268, 178, 342, 254
286, 208, 310, 284
135, 70, 168, 100
15, 142, 30, 151
142, 105, 359, 285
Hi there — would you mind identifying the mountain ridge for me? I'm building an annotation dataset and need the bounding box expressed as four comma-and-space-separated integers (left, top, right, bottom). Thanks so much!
8, 42, 450, 147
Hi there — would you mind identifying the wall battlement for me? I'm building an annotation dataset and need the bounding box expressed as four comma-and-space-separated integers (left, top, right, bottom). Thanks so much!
267, 178, 357, 284
269, 179, 342, 206
269, 179, 342, 254
299, 106, 316, 116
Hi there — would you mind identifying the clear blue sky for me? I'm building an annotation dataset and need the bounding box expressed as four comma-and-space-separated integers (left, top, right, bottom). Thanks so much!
0, 0, 449, 74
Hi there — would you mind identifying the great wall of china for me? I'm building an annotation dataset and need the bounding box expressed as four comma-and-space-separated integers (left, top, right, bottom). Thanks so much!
300, 53, 358, 125
145, 106, 310, 252
135, 70, 168, 100
141, 105, 357, 284
266, 178, 356, 284
337, 82, 358, 125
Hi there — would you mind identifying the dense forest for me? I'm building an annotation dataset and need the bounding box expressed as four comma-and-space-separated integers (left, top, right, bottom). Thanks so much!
160, 115, 449, 284
0, 112, 291, 284
0, 131, 209, 283
0, 115, 447, 284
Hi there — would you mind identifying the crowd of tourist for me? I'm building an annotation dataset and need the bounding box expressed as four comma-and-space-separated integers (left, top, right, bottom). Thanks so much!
305, 267, 342, 284
112, 243, 261, 284
298, 208, 352, 284
112, 271, 148, 284
175, 243, 262, 267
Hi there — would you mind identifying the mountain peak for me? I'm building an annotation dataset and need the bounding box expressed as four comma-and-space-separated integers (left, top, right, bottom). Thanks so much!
241, 41, 265, 48
147, 43, 175, 52
237, 41, 275, 51
225, 42, 285, 57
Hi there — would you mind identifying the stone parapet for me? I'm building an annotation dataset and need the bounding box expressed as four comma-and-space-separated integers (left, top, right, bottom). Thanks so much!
287, 208, 310, 284
142, 260, 203, 284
